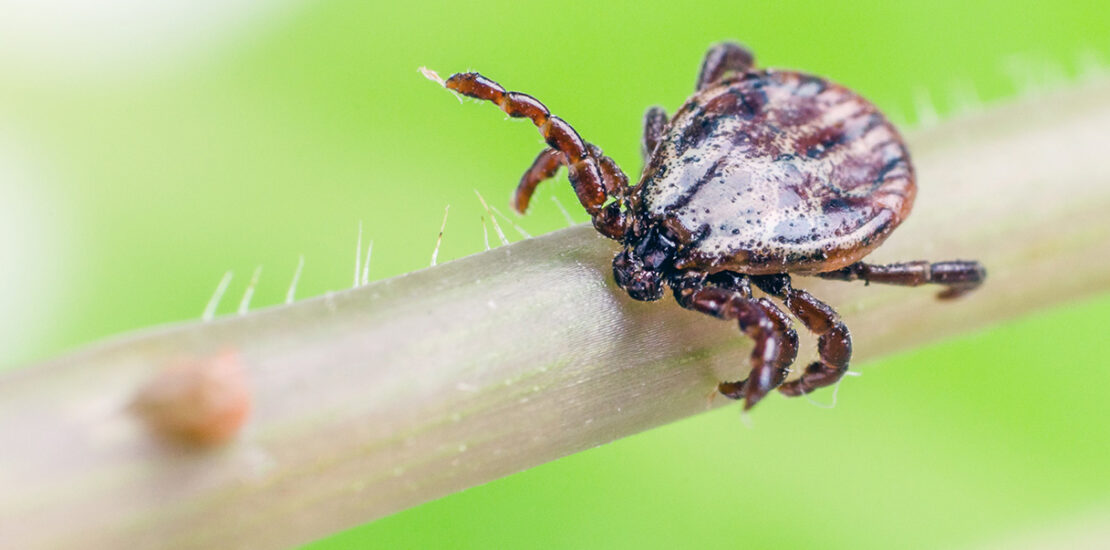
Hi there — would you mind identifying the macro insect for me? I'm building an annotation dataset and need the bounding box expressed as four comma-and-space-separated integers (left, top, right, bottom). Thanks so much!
424, 42, 985, 410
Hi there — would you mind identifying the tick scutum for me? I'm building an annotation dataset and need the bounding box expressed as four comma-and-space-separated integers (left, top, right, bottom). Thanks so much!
639, 70, 915, 275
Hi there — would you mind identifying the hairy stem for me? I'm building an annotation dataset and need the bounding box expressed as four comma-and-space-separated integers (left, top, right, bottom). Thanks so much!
3, 80, 1110, 549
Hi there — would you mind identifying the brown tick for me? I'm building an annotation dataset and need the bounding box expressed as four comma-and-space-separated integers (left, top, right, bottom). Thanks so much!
425, 42, 985, 410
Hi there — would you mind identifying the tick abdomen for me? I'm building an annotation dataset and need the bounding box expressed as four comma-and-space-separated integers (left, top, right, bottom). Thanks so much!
639, 70, 916, 274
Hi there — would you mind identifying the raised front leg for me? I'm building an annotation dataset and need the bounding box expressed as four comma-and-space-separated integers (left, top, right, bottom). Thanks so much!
514, 144, 627, 218
515, 148, 563, 214
674, 273, 798, 410
818, 260, 986, 299
426, 70, 631, 240
641, 106, 667, 162
695, 42, 755, 91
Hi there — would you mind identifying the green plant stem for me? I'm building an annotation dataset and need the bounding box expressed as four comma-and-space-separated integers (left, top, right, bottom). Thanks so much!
3, 80, 1110, 549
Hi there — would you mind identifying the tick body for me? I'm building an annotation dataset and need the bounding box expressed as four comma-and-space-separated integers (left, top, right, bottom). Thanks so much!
642, 70, 913, 276
427, 42, 985, 410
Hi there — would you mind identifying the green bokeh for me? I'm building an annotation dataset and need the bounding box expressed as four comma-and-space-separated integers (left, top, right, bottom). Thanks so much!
2, 0, 1108, 547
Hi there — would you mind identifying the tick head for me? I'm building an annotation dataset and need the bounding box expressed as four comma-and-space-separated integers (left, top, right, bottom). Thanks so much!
612, 249, 664, 302
613, 226, 679, 302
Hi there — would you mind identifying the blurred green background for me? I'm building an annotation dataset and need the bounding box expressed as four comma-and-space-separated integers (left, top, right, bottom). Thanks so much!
2, 0, 1108, 548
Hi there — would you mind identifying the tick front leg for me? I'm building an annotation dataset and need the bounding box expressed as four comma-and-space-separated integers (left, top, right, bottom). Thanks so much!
695, 42, 755, 91
515, 144, 627, 229
674, 276, 796, 410
514, 148, 563, 214
429, 70, 632, 240
819, 260, 987, 299
444, 72, 605, 214
641, 106, 667, 162
717, 298, 800, 408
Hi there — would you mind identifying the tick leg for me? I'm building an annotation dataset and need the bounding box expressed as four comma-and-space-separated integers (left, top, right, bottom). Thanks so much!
641, 106, 667, 162
588, 144, 629, 200
753, 275, 853, 397
437, 72, 630, 239
818, 260, 987, 299
674, 274, 796, 410
718, 298, 800, 408
515, 144, 627, 221
757, 297, 800, 379
514, 148, 563, 214
586, 144, 631, 240
779, 289, 852, 397
695, 42, 756, 91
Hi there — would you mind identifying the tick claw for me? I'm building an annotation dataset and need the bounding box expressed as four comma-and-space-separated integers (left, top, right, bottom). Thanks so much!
704, 386, 720, 408
742, 385, 768, 411
717, 381, 745, 400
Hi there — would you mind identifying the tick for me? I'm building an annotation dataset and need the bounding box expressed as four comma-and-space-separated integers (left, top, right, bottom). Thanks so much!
424, 42, 985, 410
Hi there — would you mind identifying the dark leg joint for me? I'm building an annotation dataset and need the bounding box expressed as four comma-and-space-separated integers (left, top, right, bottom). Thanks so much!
778, 320, 851, 396
750, 273, 791, 298
592, 202, 627, 240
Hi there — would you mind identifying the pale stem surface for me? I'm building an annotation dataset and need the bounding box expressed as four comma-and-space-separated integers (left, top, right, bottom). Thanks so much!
2, 81, 1110, 549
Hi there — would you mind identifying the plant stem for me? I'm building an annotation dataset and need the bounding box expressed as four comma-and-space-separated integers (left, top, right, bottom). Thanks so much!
3, 80, 1110, 549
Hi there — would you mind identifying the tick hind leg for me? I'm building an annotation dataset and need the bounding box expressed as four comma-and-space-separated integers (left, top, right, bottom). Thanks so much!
753, 275, 853, 398
819, 260, 986, 299
674, 274, 799, 410
696, 42, 756, 91
430, 71, 631, 239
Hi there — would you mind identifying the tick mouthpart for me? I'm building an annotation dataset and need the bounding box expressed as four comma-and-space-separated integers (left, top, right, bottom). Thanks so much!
632, 226, 679, 271
612, 249, 664, 302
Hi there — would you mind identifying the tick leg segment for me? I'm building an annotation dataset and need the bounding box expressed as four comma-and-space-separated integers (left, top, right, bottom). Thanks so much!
696, 42, 756, 91
515, 148, 563, 214
674, 274, 796, 410
587, 144, 631, 240
722, 298, 799, 408
753, 275, 853, 397
818, 260, 987, 299
757, 297, 800, 378
441, 72, 627, 230
514, 143, 626, 218
641, 106, 668, 162
589, 144, 629, 200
